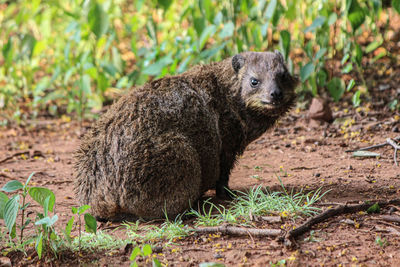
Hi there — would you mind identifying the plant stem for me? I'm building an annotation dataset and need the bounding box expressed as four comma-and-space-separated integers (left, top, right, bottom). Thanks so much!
20, 193, 26, 243
78, 214, 81, 254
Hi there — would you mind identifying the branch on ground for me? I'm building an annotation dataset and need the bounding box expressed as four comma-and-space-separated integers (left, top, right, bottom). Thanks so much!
194, 224, 282, 237
346, 136, 400, 166
284, 198, 400, 248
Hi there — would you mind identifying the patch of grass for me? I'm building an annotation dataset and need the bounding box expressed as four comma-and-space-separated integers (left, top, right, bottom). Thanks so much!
189, 180, 328, 226
188, 199, 236, 227
123, 215, 192, 244
230, 185, 326, 220
375, 235, 388, 248
68, 230, 127, 252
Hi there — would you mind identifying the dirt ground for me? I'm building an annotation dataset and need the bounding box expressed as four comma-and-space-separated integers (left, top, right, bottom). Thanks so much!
1, 100, 400, 266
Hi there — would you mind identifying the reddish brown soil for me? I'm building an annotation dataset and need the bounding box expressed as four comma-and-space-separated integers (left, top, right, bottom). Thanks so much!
1, 103, 400, 266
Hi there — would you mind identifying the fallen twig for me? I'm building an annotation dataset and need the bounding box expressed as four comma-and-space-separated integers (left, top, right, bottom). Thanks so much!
194, 224, 282, 237
345, 136, 400, 153
284, 198, 400, 248
381, 215, 400, 224
345, 136, 400, 166
386, 138, 400, 166
0, 151, 30, 164
0, 150, 45, 165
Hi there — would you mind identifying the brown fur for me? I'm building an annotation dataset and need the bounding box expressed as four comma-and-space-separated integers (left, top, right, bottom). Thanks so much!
74, 51, 298, 221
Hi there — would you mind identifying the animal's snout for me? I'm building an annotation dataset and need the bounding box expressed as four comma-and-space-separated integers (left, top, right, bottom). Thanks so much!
270, 87, 283, 104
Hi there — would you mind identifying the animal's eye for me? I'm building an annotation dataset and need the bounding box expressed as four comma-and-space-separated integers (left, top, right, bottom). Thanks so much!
250, 78, 260, 87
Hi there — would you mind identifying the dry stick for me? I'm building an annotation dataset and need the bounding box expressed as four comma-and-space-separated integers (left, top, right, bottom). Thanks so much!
381, 215, 400, 224
284, 198, 400, 248
386, 138, 400, 166
345, 136, 400, 153
0, 151, 30, 164
194, 224, 282, 237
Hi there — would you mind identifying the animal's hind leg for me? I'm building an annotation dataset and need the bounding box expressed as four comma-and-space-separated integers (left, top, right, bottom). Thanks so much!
122, 133, 203, 219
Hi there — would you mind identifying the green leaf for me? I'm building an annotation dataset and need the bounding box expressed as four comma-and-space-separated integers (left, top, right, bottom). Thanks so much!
279, 30, 291, 61
198, 25, 216, 51
1, 180, 23, 193
342, 63, 353, 74
65, 217, 74, 238
193, 17, 205, 36
199, 43, 226, 59
43, 195, 51, 217
352, 90, 361, 107
35, 216, 51, 226
142, 244, 152, 256
199, 0, 214, 22
29, 187, 55, 212
4, 195, 20, 235
79, 74, 91, 95
158, 0, 173, 10
0, 192, 8, 219
219, 22, 234, 39
300, 62, 314, 82
304, 16, 326, 33
152, 258, 162, 267
264, 0, 277, 20
88, 2, 109, 39
341, 53, 350, 65
327, 12, 337, 26
327, 77, 345, 102
353, 151, 380, 157
367, 203, 380, 214
353, 43, 363, 67
130, 246, 141, 261
35, 214, 56, 227
316, 69, 328, 87
365, 40, 382, 54
20, 34, 37, 59
314, 48, 327, 61
84, 213, 97, 234
347, 0, 365, 31
71, 207, 78, 214
388, 99, 398, 111
25, 172, 36, 188
346, 79, 356, 91
49, 215, 58, 226
394, 0, 400, 14
2, 37, 13, 66
143, 56, 174, 76
112, 47, 123, 74
101, 62, 119, 77
36, 232, 43, 259
77, 205, 91, 215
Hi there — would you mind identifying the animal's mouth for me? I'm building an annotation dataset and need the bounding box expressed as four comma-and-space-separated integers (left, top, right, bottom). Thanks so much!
260, 100, 281, 107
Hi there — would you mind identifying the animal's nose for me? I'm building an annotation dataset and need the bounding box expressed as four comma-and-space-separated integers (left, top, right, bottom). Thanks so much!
270, 87, 283, 103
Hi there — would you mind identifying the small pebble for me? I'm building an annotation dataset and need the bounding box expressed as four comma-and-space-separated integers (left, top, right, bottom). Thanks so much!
314, 173, 321, 177
213, 253, 224, 259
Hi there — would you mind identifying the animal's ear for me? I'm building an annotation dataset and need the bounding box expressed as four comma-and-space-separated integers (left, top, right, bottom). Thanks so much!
274, 50, 284, 63
232, 54, 245, 73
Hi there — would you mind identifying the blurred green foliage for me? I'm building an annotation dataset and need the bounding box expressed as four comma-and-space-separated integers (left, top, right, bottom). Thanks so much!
0, 0, 399, 124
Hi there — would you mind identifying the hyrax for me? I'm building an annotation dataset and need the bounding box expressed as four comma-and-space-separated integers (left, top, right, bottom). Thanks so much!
75, 51, 298, 221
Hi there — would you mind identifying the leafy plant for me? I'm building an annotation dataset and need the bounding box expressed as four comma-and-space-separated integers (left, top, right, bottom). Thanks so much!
0, 172, 59, 258
129, 244, 161, 267
69, 204, 97, 253
33, 195, 60, 259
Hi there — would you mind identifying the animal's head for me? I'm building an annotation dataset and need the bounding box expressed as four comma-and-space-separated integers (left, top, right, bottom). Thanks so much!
232, 51, 298, 113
